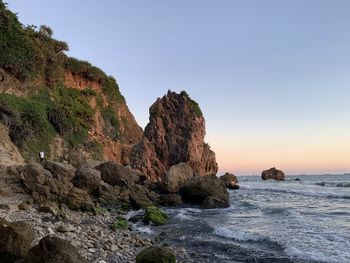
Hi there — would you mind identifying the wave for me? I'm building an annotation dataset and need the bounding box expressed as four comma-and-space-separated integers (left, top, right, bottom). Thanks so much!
240, 183, 350, 200
175, 212, 192, 221
285, 246, 350, 263
214, 226, 262, 242
315, 181, 350, 188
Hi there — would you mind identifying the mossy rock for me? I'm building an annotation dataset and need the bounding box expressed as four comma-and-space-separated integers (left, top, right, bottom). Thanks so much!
136, 246, 176, 263
112, 219, 128, 231
143, 206, 168, 225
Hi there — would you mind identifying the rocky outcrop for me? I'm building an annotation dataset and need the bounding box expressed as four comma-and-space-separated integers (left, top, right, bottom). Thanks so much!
131, 91, 218, 181
163, 163, 193, 193
95, 161, 156, 208
179, 175, 229, 208
262, 167, 285, 181
220, 173, 239, 190
18, 162, 94, 211
0, 219, 34, 263
18, 236, 88, 263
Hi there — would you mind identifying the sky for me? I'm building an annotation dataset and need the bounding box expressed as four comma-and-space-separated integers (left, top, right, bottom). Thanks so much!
6, 0, 350, 175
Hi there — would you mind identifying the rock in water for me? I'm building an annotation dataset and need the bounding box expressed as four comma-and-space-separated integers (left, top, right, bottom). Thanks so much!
180, 175, 229, 208
261, 167, 285, 181
0, 219, 34, 263
131, 90, 218, 181
17, 235, 88, 263
220, 173, 239, 188
143, 206, 168, 225
136, 246, 176, 263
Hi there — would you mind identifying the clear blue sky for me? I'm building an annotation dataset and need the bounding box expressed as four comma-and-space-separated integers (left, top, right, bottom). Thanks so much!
7, 0, 350, 175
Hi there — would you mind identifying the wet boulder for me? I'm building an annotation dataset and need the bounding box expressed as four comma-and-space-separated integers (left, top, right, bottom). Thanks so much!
261, 167, 285, 181
159, 194, 183, 206
220, 173, 239, 190
180, 175, 229, 208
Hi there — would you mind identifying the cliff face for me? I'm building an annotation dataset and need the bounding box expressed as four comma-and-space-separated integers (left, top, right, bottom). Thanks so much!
0, 2, 142, 163
131, 91, 218, 181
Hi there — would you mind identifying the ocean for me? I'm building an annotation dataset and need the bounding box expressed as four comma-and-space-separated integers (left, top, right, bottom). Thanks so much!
131, 174, 350, 263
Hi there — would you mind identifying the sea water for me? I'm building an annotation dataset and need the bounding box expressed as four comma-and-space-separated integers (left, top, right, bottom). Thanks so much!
135, 175, 350, 263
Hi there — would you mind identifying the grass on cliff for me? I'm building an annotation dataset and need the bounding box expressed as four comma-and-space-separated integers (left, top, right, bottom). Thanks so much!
0, 85, 95, 158
180, 91, 203, 118
0, 93, 55, 159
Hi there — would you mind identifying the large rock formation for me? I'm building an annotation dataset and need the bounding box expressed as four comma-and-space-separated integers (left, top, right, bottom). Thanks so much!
261, 167, 285, 181
131, 91, 218, 181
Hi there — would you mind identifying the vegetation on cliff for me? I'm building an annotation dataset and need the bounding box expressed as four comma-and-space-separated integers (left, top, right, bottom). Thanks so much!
0, 1, 142, 161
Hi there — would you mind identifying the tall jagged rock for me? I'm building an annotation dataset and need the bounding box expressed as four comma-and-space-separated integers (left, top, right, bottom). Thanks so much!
131, 90, 218, 181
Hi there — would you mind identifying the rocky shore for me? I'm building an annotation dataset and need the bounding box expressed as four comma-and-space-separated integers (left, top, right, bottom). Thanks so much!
0, 200, 153, 263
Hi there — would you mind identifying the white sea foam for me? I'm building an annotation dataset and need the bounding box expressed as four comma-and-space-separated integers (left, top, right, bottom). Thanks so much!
126, 209, 143, 219
285, 246, 350, 263
132, 224, 153, 234
175, 212, 191, 221
214, 227, 261, 241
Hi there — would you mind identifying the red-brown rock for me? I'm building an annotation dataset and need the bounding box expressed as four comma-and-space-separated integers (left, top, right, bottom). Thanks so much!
262, 167, 285, 181
131, 91, 218, 181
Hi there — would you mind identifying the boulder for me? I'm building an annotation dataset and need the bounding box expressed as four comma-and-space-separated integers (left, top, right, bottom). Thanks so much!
143, 206, 168, 225
261, 167, 285, 181
159, 194, 183, 206
136, 246, 176, 263
131, 91, 218, 181
220, 173, 238, 186
73, 165, 101, 194
180, 175, 229, 208
129, 184, 155, 209
95, 161, 138, 187
38, 201, 60, 216
0, 219, 34, 263
17, 235, 88, 263
163, 163, 193, 193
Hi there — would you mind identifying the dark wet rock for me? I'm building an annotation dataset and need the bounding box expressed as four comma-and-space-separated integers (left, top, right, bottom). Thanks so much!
159, 194, 183, 206
261, 167, 285, 181
0, 219, 34, 263
17, 235, 88, 263
228, 182, 240, 190
220, 173, 238, 185
295, 178, 301, 182
180, 175, 229, 208
163, 163, 193, 193
136, 246, 176, 263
